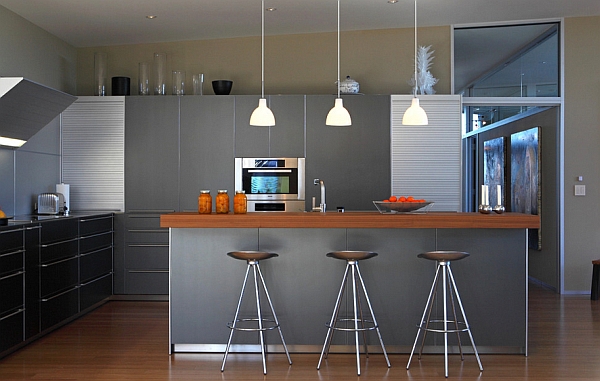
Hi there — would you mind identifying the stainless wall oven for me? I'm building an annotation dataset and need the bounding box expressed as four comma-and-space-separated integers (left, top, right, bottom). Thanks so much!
235, 157, 305, 212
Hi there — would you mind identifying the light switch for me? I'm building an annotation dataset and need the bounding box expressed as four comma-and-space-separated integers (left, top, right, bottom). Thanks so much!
574, 184, 586, 196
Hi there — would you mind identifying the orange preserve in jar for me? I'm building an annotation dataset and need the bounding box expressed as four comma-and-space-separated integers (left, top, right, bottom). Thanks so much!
233, 190, 247, 214
215, 190, 229, 214
198, 190, 212, 214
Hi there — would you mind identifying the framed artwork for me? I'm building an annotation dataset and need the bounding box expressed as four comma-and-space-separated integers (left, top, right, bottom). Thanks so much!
483, 137, 506, 206
511, 127, 541, 250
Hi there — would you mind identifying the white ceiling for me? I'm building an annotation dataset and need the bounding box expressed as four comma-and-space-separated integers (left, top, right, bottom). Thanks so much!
1, 0, 599, 48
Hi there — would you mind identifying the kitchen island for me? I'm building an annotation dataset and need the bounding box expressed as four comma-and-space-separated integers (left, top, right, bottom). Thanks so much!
161, 211, 539, 355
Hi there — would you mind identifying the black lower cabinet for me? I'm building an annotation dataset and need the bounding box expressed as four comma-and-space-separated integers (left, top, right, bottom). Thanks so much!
0, 309, 24, 353
40, 287, 79, 331
80, 273, 112, 311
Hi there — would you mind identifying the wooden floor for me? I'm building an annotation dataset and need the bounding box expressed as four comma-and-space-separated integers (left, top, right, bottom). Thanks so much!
1, 283, 599, 380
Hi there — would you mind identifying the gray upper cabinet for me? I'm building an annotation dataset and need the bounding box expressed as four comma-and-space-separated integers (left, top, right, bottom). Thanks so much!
268, 95, 305, 158
180, 96, 235, 212
305, 95, 391, 211
125, 97, 180, 212
234, 95, 305, 158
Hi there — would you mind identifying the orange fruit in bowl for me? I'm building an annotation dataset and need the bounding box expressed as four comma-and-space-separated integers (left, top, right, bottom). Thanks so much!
389, 196, 397, 202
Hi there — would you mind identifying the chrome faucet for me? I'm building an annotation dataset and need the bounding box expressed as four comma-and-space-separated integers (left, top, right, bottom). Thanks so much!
312, 178, 326, 212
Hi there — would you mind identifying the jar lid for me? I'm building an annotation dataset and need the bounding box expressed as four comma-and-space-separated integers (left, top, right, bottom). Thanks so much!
217, 189, 228, 193
235, 190, 245, 194
200, 190, 210, 194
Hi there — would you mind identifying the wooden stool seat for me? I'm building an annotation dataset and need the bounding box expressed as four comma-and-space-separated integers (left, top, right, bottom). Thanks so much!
418, 251, 469, 262
326, 251, 378, 261
227, 251, 278, 261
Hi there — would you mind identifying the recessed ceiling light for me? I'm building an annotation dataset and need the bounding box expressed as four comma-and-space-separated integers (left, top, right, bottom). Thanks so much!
388, 0, 399, 4
146, 15, 157, 19
266, 7, 276, 12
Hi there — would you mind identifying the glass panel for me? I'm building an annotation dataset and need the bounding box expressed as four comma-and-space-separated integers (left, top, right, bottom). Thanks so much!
455, 23, 559, 97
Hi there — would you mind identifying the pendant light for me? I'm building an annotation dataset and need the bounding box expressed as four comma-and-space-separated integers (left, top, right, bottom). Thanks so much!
402, 0, 428, 125
326, 0, 351, 126
250, 0, 275, 126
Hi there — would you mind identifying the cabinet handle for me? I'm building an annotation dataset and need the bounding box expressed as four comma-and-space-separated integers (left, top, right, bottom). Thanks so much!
41, 286, 79, 302
128, 244, 169, 248
80, 246, 113, 257
128, 270, 168, 274
26, 225, 42, 231
0, 249, 25, 258
80, 272, 112, 286
41, 256, 78, 267
40, 237, 78, 248
80, 231, 114, 240
0, 270, 24, 281
80, 216, 113, 223
0, 228, 24, 235
0, 308, 25, 321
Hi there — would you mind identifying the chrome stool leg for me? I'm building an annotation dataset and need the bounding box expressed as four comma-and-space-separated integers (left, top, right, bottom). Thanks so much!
318, 252, 390, 376
407, 251, 483, 378
221, 252, 290, 375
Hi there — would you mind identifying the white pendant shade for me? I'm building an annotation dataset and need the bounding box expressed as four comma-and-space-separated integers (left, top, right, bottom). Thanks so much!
326, 98, 352, 126
402, 97, 428, 125
250, 98, 275, 126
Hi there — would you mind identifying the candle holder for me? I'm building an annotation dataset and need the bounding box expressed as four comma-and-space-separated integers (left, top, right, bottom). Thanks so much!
493, 205, 505, 214
478, 204, 492, 214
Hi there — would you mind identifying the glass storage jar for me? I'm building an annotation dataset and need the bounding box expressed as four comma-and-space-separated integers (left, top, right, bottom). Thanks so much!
216, 190, 229, 214
233, 190, 247, 214
198, 190, 212, 214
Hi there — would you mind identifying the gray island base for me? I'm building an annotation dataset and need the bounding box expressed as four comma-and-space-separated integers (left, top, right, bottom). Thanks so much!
162, 212, 539, 355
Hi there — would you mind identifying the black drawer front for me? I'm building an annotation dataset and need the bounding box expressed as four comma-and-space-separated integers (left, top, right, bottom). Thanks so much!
0, 309, 24, 353
41, 287, 79, 331
40, 239, 78, 264
80, 231, 112, 254
1, 250, 24, 276
80, 215, 113, 236
40, 256, 79, 298
80, 247, 113, 282
0, 272, 24, 315
0, 229, 22, 255
41, 218, 78, 244
80, 274, 112, 311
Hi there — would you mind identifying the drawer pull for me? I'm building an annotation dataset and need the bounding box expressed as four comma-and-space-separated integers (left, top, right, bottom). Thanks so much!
80, 246, 113, 257
26, 225, 42, 231
40, 237, 78, 248
0, 249, 25, 258
80, 272, 113, 286
41, 256, 78, 267
0, 270, 24, 281
80, 231, 114, 240
41, 286, 79, 302
0, 308, 25, 321
80, 216, 113, 223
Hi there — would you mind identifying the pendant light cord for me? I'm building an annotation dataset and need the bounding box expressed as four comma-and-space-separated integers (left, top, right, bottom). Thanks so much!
261, 0, 265, 99
337, 0, 341, 98
413, 0, 417, 97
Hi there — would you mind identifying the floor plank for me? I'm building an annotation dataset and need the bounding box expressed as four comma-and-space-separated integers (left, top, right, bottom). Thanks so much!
1, 283, 599, 380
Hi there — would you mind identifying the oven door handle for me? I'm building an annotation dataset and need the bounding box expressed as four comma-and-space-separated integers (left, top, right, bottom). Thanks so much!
248, 169, 292, 173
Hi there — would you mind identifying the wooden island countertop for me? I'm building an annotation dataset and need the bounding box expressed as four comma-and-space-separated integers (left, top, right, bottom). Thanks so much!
160, 211, 540, 229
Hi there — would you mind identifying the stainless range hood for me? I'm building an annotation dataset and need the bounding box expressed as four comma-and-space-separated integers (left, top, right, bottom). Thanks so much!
0, 77, 77, 147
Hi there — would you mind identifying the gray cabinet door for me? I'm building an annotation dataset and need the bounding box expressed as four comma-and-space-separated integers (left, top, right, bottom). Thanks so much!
180, 96, 235, 212
305, 95, 391, 211
234, 95, 269, 157
268, 95, 305, 158
125, 97, 180, 212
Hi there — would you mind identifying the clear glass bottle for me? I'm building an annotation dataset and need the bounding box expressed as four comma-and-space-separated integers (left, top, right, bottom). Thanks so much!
198, 190, 212, 214
215, 190, 229, 214
233, 190, 247, 214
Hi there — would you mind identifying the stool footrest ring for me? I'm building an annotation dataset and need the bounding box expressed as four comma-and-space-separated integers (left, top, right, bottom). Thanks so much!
327, 318, 379, 332
228, 318, 280, 332
419, 319, 469, 334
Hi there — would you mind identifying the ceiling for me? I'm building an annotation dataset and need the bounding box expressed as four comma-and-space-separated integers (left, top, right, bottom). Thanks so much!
1, 0, 599, 48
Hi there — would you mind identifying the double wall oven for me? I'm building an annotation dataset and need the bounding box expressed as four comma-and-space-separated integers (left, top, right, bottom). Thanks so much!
235, 157, 305, 212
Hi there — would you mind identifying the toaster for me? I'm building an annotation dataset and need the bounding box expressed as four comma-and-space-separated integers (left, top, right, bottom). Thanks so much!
37, 193, 67, 215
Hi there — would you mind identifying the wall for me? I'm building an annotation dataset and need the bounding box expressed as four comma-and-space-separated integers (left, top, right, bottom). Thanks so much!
75, 26, 451, 97
563, 16, 600, 292
0, 6, 78, 216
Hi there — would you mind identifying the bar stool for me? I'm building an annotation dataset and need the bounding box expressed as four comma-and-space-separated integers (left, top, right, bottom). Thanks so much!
407, 251, 483, 378
592, 259, 600, 301
221, 251, 292, 375
317, 251, 391, 376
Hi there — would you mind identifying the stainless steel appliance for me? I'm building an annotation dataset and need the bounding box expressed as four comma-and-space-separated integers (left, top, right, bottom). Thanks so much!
235, 157, 305, 212
37, 193, 67, 215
